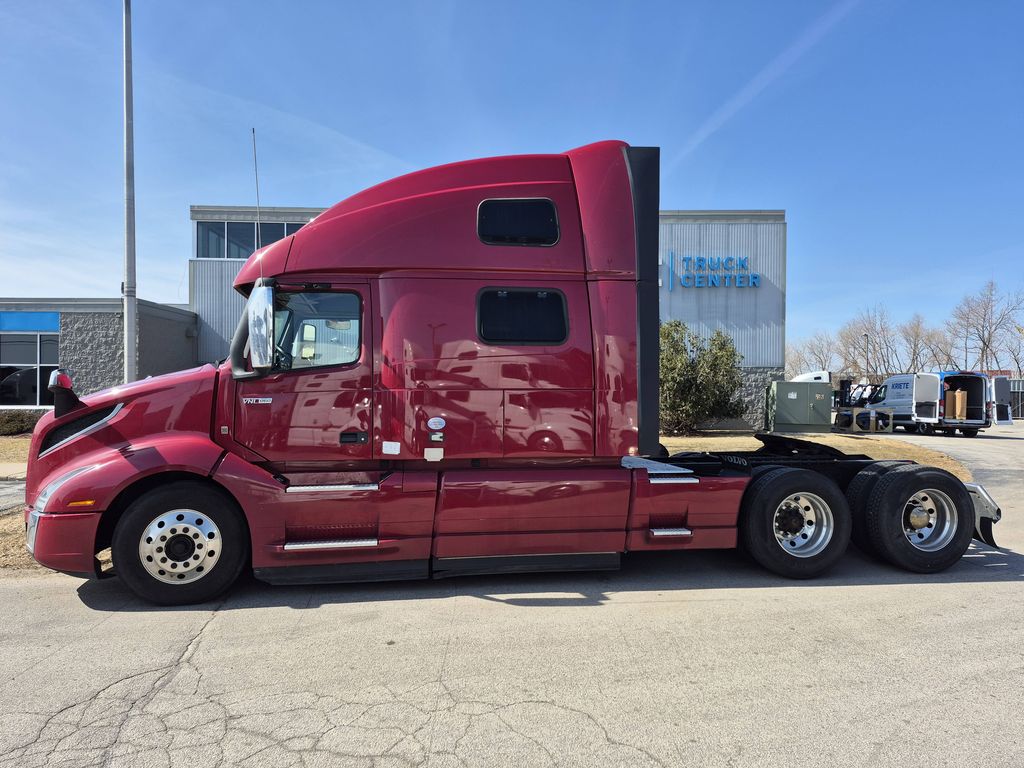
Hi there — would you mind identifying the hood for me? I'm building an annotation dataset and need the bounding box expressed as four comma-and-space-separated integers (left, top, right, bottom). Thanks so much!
26, 364, 220, 500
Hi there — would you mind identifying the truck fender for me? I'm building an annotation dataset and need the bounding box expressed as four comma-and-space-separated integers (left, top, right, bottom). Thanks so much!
40, 433, 226, 514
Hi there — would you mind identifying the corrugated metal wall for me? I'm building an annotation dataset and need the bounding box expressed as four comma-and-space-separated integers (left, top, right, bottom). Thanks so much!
658, 213, 786, 368
190, 260, 246, 364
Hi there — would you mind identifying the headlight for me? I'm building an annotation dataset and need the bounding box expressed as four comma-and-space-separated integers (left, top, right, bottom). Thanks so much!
34, 466, 96, 513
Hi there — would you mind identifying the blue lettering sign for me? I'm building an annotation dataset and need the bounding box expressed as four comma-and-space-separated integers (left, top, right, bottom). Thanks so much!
664, 251, 761, 290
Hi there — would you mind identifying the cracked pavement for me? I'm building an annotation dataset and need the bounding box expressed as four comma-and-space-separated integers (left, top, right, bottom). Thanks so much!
0, 426, 1022, 767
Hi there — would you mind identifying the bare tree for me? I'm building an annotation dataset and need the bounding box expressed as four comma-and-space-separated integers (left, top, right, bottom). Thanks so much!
836, 306, 905, 379
947, 281, 1024, 371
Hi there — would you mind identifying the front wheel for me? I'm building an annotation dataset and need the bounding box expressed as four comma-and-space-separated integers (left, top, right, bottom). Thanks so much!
112, 481, 249, 605
741, 468, 852, 579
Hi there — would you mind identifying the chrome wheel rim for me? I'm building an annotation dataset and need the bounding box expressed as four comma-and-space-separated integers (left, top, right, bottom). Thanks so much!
773, 492, 833, 558
902, 489, 957, 551
138, 509, 221, 585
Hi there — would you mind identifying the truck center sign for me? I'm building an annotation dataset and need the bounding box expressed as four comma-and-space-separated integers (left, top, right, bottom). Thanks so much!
664, 251, 761, 289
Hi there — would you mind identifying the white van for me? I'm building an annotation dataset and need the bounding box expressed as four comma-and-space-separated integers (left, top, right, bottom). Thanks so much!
863, 373, 941, 433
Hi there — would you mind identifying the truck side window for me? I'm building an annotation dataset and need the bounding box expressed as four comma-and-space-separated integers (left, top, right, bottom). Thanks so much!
869, 385, 887, 404
477, 289, 567, 345
478, 199, 559, 246
272, 291, 361, 370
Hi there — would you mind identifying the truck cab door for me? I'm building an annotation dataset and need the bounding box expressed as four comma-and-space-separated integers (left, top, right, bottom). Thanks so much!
233, 284, 373, 467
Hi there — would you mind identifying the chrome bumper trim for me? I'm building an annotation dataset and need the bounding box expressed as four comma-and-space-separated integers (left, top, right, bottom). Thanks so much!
25, 510, 41, 554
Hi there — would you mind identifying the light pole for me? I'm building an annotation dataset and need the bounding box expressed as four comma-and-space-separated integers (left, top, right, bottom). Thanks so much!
862, 332, 869, 380
122, 0, 138, 383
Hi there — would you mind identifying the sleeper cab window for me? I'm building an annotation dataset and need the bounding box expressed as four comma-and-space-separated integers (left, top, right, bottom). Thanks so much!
477, 289, 568, 346
477, 198, 559, 246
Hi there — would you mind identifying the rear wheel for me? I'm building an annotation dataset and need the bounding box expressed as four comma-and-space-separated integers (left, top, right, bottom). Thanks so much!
740, 468, 852, 578
959, 428, 979, 438
112, 481, 248, 605
845, 461, 908, 554
916, 423, 934, 435
865, 465, 974, 573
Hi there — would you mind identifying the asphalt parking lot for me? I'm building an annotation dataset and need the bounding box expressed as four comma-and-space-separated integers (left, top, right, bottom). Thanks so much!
0, 426, 1021, 767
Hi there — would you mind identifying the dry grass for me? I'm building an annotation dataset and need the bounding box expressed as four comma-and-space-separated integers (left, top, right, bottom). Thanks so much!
660, 431, 970, 481
0, 512, 41, 573
0, 436, 31, 464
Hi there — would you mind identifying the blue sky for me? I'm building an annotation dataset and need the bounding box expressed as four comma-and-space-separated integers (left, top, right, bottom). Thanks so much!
0, 1, 1021, 343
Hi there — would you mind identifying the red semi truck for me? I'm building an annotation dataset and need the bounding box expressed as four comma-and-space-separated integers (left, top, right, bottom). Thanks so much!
24, 141, 1001, 605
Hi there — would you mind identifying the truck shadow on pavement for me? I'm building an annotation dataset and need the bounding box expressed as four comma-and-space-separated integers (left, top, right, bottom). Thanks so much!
75, 541, 1024, 613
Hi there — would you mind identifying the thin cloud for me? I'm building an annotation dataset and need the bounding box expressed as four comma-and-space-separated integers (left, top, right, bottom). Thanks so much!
666, 0, 860, 174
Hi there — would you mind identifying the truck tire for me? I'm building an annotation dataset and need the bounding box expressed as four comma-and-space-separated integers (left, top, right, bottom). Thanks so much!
916, 423, 934, 435
112, 481, 249, 605
959, 428, 979, 438
845, 461, 908, 555
864, 465, 975, 573
740, 467, 852, 579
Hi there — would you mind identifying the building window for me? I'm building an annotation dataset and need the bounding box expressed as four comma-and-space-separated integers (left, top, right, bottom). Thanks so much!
196, 220, 312, 259
226, 221, 255, 260
0, 333, 59, 407
478, 199, 559, 246
477, 289, 568, 345
273, 292, 361, 370
258, 222, 285, 247
197, 221, 226, 259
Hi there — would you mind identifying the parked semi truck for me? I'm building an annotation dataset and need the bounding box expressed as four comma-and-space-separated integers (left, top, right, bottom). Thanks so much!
23, 141, 1002, 604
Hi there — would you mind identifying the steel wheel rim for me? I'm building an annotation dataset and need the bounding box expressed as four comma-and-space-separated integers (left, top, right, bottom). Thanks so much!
773, 492, 834, 558
138, 509, 221, 585
902, 489, 957, 551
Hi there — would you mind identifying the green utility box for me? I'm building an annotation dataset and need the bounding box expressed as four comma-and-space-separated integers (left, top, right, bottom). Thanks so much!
765, 381, 834, 433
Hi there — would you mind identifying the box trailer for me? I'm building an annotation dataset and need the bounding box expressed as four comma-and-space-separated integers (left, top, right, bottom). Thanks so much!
21, 141, 1003, 605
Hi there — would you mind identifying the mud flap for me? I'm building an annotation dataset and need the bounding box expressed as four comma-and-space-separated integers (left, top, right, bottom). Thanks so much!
974, 518, 999, 548
965, 482, 1001, 548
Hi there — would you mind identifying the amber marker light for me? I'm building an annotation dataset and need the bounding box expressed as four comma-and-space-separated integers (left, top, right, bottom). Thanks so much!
67, 500, 96, 508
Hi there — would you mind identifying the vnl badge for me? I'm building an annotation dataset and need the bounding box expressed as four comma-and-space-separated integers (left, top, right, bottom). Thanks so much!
242, 397, 273, 405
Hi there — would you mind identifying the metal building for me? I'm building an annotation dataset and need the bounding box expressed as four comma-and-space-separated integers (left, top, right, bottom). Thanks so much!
659, 211, 787, 427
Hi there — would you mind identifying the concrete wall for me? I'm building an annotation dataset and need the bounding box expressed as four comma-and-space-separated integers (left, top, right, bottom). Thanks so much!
138, 304, 198, 378
59, 312, 123, 396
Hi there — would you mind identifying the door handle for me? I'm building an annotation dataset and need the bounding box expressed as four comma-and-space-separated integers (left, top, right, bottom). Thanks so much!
340, 431, 369, 444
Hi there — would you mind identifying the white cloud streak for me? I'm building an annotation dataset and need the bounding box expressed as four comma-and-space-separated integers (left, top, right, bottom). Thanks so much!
666, 0, 861, 174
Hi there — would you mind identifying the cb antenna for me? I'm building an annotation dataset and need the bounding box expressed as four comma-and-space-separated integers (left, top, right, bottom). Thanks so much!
251, 127, 263, 278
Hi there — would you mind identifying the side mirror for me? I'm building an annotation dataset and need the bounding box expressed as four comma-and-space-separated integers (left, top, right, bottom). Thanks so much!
48, 368, 83, 418
247, 283, 275, 371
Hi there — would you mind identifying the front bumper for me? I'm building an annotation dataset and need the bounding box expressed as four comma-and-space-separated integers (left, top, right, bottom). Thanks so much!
24, 508, 102, 578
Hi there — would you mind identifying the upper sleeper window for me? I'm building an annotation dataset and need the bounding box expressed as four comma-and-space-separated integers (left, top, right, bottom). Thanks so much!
478, 199, 559, 246
478, 289, 567, 345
